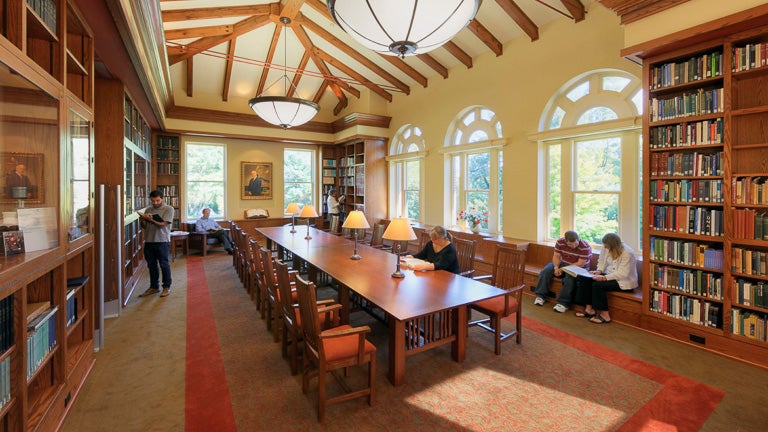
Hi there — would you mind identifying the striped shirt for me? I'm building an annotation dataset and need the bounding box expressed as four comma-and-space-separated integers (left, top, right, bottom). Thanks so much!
555, 237, 592, 269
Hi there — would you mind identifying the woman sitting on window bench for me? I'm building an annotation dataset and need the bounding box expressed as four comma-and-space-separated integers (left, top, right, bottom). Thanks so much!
401, 225, 460, 274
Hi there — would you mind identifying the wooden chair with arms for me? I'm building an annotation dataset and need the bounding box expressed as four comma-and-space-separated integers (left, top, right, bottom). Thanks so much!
366, 223, 386, 248
294, 274, 376, 421
469, 245, 526, 355
260, 246, 282, 341
452, 237, 477, 278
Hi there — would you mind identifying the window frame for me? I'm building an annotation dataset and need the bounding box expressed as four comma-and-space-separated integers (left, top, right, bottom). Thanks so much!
283, 147, 317, 208
387, 124, 426, 221
184, 142, 227, 220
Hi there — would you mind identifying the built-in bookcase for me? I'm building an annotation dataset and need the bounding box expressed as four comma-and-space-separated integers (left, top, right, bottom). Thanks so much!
640, 20, 768, 366
155, 134, 181, 230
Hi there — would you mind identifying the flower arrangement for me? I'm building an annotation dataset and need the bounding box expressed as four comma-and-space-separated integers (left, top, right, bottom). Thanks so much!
457, 208, 488, 227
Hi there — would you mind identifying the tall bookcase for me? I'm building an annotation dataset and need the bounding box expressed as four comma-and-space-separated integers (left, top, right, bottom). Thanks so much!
334, 139, 387, 221
0, 1, 96, 429
154, 134, 181, 230
640, 19, 768, 367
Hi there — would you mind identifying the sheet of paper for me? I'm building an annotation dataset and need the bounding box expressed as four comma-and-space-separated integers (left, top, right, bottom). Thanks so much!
17, 207, 58, 251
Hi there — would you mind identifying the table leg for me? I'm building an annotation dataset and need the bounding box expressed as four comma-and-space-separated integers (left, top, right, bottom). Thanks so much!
388, 316, 406, 386
452, 306, 467, 362
171, 238, 177, 262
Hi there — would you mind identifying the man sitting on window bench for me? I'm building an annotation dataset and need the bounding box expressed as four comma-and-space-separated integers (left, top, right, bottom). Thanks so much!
195, 208, 233, 255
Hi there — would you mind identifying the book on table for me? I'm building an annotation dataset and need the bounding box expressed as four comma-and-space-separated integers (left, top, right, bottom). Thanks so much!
401, 257, 428, 270
561, 265, 594, 278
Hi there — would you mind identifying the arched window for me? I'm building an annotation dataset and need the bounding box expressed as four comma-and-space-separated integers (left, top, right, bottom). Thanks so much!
536, 69, 642, 247
443, 106, 504, 232
387, 124, 426, 221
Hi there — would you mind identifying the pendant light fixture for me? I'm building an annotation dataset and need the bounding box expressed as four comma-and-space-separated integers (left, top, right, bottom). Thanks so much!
328, 0, 481, 58
248, 17, 319, 128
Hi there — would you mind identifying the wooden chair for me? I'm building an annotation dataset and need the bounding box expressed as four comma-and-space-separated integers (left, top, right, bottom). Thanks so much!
186, 222, 230, 256
417, 230, 431, 251
453, 237, 477, 278
366, 223, 386, 248
469, 246, 526, 355
260, 246, 282, 340
325, 214, 341, 235
294, 275, 376, 421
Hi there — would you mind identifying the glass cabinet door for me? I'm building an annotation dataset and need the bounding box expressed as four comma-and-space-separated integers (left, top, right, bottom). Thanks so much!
67, 109, 92, 242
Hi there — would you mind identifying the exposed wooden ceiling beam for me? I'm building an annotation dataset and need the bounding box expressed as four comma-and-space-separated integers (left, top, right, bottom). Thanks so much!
417, 53, 448, 78
376, 55, 428, 88
304, 0, 334, 21
468, 20, 503, 56
222, 39, 236, 101
312, 80, 329, 104
162, 4, 272, 22
560, 0, 586, 22
333, 89, 348, 116
292, 25, 360, 100
496, 0, 539, 41
286, 51, 310, 98
186, 56, 193, 97
278, 0, 306, 21
598, 0, 690, 25
443, 41, 473, 68
168, 13, 274, 65
165, 24, 233, 41
313, 47, 392, 102
296, 14, 411, 94
256, 25, 283, 97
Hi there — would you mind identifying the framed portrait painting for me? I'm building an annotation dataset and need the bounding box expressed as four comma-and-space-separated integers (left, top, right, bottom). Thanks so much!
241, 162, 272, 200
1, 152, 44, 204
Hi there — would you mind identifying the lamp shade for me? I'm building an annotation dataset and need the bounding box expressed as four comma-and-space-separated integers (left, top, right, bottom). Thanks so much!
383, 218, 417, 241
285, 202, 301, 215
328, 0, 480, 57
248, 96, 319, 129
341, 210, 370, 229
299, 204, 319, 218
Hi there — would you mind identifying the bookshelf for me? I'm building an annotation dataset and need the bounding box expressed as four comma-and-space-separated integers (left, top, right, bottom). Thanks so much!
639, 19, 768, 367
154, 134, 181, 230
321, 146, 338, 219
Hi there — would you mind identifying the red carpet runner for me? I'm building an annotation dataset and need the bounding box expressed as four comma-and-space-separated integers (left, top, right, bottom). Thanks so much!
185, 257, 237, 432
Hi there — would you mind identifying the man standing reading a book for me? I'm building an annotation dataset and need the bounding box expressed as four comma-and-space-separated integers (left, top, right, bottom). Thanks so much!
138, 190, 174, 298
533, 230, 592, 313
195, 208, 233, 254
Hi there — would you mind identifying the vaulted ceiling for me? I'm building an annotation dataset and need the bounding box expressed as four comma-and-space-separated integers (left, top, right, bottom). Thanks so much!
159, 0, 594, 127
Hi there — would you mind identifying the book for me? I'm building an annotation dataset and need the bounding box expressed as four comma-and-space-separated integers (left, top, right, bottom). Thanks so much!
137, 210, 164, 222
561, 265, 595, 278
244, 208, 269, 219
401, 257, 428, 270
26, 301, 50, 325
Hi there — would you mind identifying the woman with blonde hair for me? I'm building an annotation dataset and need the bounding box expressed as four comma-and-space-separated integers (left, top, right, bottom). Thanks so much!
574, 233, 638, 324
402, 225, 460, 274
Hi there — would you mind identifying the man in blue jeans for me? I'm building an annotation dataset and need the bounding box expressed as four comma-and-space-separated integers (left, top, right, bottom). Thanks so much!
533, 230, 591, 313
138, 190, 175, 298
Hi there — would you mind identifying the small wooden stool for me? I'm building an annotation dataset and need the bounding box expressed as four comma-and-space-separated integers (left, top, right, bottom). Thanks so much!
170, 231, 189, 261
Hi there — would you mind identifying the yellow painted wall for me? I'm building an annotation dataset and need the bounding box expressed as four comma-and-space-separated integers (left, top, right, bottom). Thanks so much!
384, 3, 637, 240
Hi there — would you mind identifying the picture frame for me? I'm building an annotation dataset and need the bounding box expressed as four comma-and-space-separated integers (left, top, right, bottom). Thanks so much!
241, 162, 272, 200
1, 230, 25, 256
1, 152, 44, 204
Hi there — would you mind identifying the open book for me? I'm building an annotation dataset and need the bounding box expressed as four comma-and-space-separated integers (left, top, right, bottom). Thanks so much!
207, 227, 223, 233
561, 265, 595, 278
400, 256, 428, 270
137, 210, 164, 222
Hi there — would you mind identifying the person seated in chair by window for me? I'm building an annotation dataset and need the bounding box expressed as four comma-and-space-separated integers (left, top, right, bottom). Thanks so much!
195, 208, 233, 255
401, 225, 460, 274
534, 230, 592, 311
574, 233, 638, 324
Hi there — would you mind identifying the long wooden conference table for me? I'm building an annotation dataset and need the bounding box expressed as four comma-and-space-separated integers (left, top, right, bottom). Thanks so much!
257, 225, 507, 386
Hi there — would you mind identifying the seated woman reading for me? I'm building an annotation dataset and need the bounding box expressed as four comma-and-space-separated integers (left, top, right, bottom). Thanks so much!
401, 225, 460, 274
574, 233, 638, 324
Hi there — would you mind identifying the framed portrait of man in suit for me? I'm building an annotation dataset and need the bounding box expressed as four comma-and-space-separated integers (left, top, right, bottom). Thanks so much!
241, 162, 272, 200
1, 152, 43, 204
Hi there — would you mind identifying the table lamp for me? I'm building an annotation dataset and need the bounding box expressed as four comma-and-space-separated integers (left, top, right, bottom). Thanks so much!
382, 217, 416, 278
341, 210, 370, 260
299, 204, 318, 240
285, 202, 300, 233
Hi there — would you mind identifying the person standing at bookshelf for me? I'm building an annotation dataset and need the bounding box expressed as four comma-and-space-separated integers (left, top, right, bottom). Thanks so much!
533, 230, 592, 312
575, 233, 638, 324
138, 190, 175, 298
327, 188, 345, 217
195, 208, 233, 254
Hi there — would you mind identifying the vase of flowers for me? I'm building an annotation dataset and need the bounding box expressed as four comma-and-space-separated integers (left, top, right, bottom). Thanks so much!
458, 208, 488, 234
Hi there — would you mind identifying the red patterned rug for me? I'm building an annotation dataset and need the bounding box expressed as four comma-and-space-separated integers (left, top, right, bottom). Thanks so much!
187, 256, 724, 431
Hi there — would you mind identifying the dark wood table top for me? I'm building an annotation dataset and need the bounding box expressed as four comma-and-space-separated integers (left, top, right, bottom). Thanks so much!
258, 226, 507, 321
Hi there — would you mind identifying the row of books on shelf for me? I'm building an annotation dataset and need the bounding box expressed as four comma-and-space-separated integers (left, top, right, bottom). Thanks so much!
649, 205, 723, 236
732, 42, 768, 72
26, 0, 57, 33
338, 156, 356, 167
649, 88, 724, 122
650, 263, 723, 299
322, 168, 337, 177
649, 151, 723, 177
649, 237, 724, 270
732, 208, 768, 240
134, 162, 146, 174
322, 176, 335, 185
157, 136, 180, 149
731, 309, 767, 342
733, 176, 768, 205
733, 278, 768, 309
163, 197, 179, 208
649, 118, 723, 148
0, 356, 9, 411
156, 149, 180, 161
26, 306, 57, 379
732, 247, 768, 277
157, 162, 179, 175
650, 51, 722, 89
65, 291, 78, 328
157, 185, 178, 197
322, 159, 336, 167
134, 186, 147, 197
649, 289, 721, 328
0, 296, 13, 354
650, 179, 723, 203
